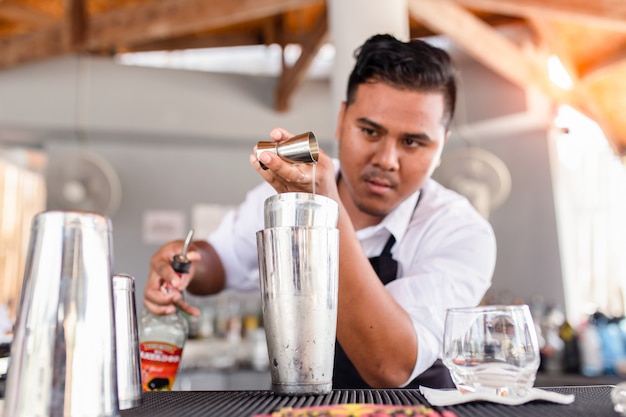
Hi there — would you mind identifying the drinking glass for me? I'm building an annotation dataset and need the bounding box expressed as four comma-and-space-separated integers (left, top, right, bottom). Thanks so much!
442, 305, 540, 398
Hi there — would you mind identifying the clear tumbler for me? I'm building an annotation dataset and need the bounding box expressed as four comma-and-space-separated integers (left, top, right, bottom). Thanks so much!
442, 304, 540, 398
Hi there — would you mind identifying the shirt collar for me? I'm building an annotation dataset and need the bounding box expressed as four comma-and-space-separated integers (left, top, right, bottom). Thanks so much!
377, 190, 420, 243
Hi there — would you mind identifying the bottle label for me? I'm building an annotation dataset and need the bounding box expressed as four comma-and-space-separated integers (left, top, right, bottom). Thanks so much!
140, 341, 183, 391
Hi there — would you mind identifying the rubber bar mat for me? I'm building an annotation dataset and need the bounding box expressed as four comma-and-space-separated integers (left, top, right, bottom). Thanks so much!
120, 385, 618, 417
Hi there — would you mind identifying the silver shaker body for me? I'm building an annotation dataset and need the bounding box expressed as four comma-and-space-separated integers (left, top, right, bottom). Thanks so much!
256, 192, 339, 395
113, 274, 143, 410
4, 211, 120, 417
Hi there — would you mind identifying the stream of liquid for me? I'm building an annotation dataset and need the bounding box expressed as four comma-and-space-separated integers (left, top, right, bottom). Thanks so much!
311, 162, 316, 195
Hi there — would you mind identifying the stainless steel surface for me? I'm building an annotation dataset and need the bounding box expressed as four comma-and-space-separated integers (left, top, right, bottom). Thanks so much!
4, 211, 120, 417
264, 192, 338, 229
256, 226, 339, 395
180, 229, 194, 259
114, 274, 143, 410
256, 131, 319, 168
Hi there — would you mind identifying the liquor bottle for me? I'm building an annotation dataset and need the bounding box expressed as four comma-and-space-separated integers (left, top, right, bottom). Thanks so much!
559, 319, 581, 374
139, 308, 189, 391
139, 230, 193, 391
579, 314, 603, 377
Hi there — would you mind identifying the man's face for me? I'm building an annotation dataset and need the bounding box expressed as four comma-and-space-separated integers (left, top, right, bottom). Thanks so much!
336, 81, 448, 221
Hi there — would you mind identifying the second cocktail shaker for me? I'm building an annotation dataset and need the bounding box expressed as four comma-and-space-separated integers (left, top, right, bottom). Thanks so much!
4, 210, 120, 417
113, 274, 143, 410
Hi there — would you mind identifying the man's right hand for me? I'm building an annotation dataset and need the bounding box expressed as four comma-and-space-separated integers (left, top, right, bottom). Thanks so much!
143, 240, 202, 317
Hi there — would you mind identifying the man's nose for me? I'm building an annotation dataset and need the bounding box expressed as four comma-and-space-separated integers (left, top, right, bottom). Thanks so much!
371, 139, 400, 171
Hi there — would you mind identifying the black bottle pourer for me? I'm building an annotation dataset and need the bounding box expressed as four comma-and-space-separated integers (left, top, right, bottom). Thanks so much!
171, 229, 194, 275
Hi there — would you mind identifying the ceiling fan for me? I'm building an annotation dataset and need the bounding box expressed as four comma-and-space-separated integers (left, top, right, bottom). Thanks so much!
45, 150, 122, 217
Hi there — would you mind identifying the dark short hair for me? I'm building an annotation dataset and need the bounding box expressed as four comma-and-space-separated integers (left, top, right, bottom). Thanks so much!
346, 34, 457, 129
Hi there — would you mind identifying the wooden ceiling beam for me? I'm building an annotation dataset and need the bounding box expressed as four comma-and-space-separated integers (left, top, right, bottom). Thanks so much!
0, 1, 56, 28
408, 0, 606, 135
0, 24, 69, 68
423, 0, 626, 156
527, 17, 579, 80
120, 21, 308, 54
65, 0, 87, 50
408, 0, 541, 90
0, 0, 324, 69
411, 0, 616, 117
579, 47, 626, 81
527, 18, 613, 144
446, 0, 626, 31
274, 8, 327, 112
87, 0, 324, 50
121, 15, 284, 53
123, 33, 267, 54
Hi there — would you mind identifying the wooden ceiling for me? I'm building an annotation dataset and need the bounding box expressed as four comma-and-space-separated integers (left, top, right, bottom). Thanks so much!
1, 0, 626, 157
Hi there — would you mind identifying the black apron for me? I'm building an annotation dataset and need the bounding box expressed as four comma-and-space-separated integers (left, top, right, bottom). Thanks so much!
333, 202, 455, 389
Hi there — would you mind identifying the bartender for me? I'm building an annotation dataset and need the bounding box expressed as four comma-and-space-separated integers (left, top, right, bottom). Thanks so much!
144, 33, 496, 389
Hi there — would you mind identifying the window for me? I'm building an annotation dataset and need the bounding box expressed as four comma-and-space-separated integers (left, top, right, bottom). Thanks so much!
0, 148, 46, 323
549, 105, 626, 326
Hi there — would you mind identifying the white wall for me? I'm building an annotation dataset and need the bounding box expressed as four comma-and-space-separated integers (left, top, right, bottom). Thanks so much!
0, 55, 336, 143
0, 52, 564, 316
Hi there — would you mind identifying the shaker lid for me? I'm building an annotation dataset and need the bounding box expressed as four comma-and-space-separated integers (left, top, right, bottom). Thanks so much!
113, 274, 135, 291
263, 192, 338, 228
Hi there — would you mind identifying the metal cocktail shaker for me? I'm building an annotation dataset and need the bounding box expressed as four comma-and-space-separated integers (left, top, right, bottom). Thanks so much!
4, 211, 120, 417
113, 274, 143, 410
256, 192, 339, 395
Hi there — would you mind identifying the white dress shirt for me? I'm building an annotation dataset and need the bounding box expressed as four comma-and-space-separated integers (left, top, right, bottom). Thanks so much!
208, 160, 496, 386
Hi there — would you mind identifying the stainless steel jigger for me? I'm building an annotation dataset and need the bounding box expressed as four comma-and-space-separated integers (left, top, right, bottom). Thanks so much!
256, 131, 319, 170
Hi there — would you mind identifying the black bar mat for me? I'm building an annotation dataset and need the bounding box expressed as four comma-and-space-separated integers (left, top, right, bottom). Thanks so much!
120, 386, 618, 417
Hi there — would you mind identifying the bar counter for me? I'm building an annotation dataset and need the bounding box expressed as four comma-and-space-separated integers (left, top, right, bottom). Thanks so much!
118, 385, 619, 417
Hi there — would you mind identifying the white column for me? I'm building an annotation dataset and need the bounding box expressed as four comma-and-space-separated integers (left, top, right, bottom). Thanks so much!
327, 0, 409, 137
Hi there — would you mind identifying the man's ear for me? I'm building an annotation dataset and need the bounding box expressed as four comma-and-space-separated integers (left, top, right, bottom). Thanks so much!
436, 130, 452, 168
335, 101, 347, 142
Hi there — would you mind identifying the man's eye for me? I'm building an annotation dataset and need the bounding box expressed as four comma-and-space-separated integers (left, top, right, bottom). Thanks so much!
361, 127, 377, 136
404, 138, 421, 147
